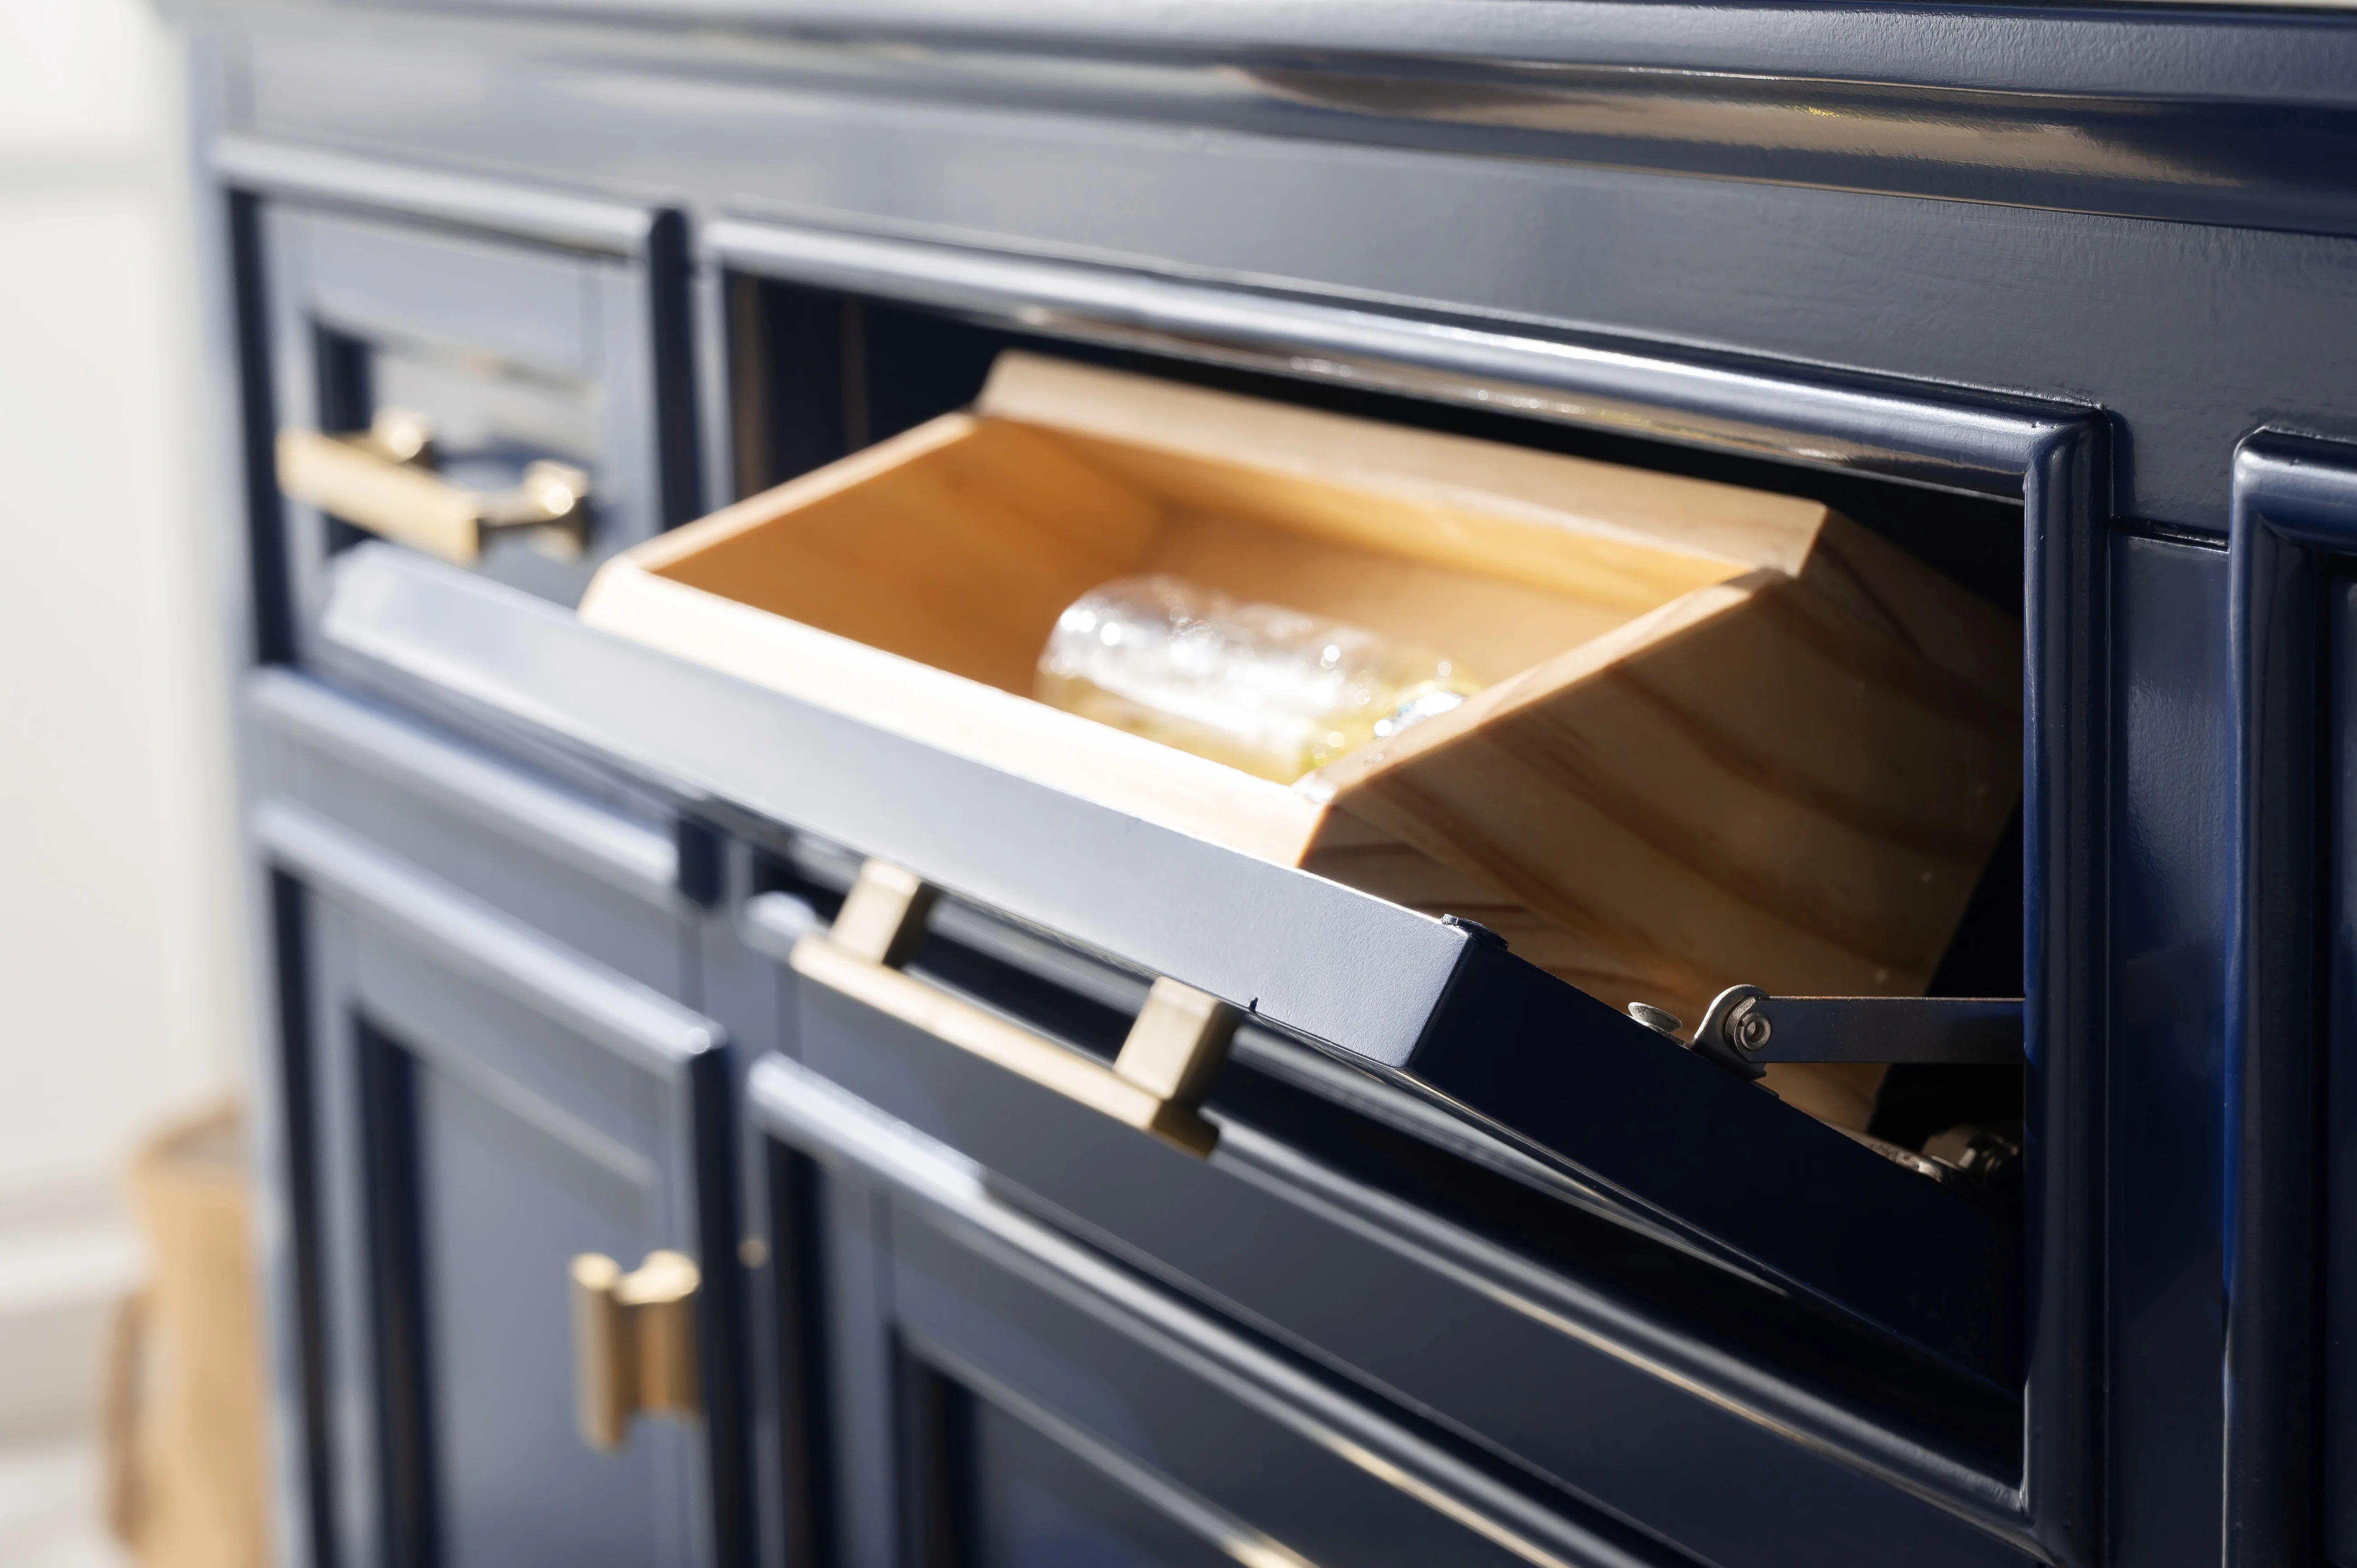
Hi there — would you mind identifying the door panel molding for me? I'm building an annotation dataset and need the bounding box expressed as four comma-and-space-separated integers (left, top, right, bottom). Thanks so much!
216, 134, 657, 256
2226, 430, 2357, 1568
255, 799, 720, 1076
751, 1050, 1736, 1568
251, 668, 684, 909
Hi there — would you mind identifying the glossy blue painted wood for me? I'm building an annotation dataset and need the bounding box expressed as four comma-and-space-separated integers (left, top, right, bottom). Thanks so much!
249, 672, 696, 997
2228, 433, 2357, 1568
1382, 937, 2023, 1378
747, 1052, 1695, 1568
2108, 533, 2232, 1568
215, 12, 2357, 527
2329, 582, 2357, 1568
188, 5, 2357, 1561
256, 798, 742, 1568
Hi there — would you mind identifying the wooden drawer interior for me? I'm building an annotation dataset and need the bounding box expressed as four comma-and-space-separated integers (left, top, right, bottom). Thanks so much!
588, 339, 2022, 1135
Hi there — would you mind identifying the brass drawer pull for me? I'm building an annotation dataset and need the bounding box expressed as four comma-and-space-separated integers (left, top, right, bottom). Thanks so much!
568, 1248, 700, 1453
276, 407, 589, 566
789, 861, 1241, 1156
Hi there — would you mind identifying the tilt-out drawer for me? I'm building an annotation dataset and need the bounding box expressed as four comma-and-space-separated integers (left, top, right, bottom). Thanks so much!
586, 351, 2020, 1108
577, 342, 2027, 1379
736, 871, 2025, 1568
312, 543, 2023, 1533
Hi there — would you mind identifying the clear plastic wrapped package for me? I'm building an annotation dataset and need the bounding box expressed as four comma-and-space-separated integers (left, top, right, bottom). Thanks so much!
1036, 574, 1482, 783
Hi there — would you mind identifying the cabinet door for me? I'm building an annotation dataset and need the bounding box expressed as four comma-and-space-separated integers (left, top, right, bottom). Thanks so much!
262, 802, 736, 1568
747, 1052, 1655, 1568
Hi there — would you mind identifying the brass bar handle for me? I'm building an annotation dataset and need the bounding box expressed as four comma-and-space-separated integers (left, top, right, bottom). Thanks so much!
569, 1248, 701, 1453
789, 861, 1241, 1156
276, 407, 590, 567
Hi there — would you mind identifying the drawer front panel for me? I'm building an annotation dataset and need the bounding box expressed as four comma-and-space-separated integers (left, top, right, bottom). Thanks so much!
305, 215, 601, 382
787, 965, 2027, 1568
891, 1211, 1584, 1568
750, 1053, 1680, 1568
264, 804, 735, 1568
231, 142, 691, 646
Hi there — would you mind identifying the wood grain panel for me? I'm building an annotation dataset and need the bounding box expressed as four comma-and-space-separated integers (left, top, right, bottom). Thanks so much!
1317, 512, 2020, 1031
645, 417, 1164, 693
1140, 510, 1631, 682
977, 351, 1829, 574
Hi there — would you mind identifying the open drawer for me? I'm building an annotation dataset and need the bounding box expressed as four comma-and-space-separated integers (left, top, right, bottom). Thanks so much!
326, 527, 2019, 1397
739, 831, 2019, 1384
584, 351, 2019, 1130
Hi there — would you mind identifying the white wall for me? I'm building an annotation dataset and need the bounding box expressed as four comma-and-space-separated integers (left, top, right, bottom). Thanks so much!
0, 0, 246, 1438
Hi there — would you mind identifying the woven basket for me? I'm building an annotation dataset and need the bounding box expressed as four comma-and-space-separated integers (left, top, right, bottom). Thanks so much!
104, 1102, 268, 1568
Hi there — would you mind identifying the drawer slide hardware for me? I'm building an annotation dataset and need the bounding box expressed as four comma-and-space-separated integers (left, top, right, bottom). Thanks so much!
568, 1249, 701, 1452
1688, 986, 2025, 1080
277, 407, 590, 567
791, 860, 1242, 1155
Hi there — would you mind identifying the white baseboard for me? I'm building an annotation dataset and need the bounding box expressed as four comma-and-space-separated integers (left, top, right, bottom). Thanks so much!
0, 1179, 142, 1444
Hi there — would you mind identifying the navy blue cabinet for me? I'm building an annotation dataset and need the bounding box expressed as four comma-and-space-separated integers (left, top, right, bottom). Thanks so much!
189, 5, 2357, 1567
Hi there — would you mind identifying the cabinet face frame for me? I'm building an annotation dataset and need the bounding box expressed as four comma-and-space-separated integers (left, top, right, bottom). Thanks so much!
255, 800, 741, 1568
215, 138, 698, 660
275, 211, 2097, 1560
2226, 433, 2357, 1568
703, 219, 2103, 1568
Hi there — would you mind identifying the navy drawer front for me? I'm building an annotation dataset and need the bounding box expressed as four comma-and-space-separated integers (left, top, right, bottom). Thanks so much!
740, 823, 2018, 1369
223, 138, 694, 654
749, 1052, 1698, 1568
247, 668, 695, 999
259, 802, 743, 1568
773, 936, 2026, 1568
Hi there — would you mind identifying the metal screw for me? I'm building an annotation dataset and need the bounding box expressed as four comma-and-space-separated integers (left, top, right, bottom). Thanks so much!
1626, 1002, 1685, 1039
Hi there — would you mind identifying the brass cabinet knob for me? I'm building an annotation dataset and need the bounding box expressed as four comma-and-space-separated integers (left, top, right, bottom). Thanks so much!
276, 407, 590, 566
568, 1248, 701, 1453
